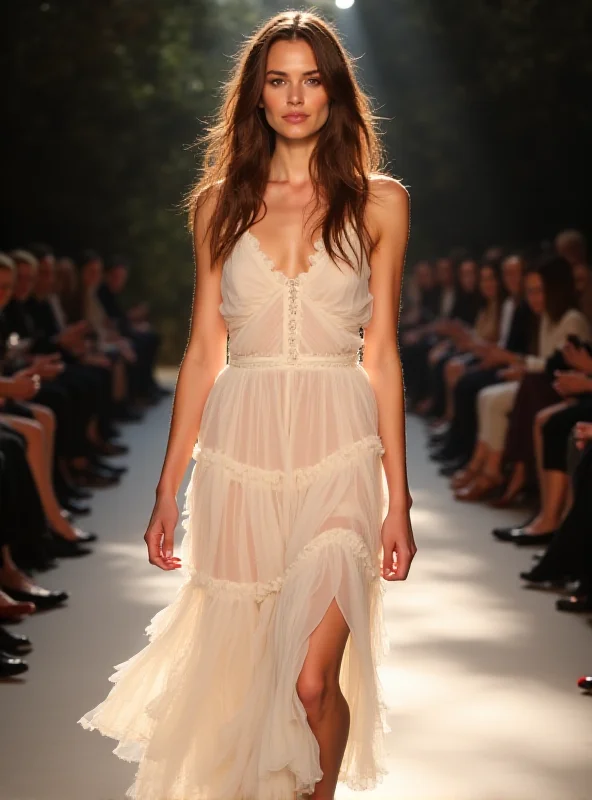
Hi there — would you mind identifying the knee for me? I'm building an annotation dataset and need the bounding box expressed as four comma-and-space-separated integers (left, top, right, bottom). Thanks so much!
296, 670, 337, 718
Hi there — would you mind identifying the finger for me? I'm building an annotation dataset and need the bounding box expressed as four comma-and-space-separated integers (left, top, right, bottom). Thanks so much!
392, 549, 413, 581
145, 526, 172, 570
161, 523, 175, 562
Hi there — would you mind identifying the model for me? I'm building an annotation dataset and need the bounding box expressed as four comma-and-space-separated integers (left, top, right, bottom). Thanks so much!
78, 10, 416, 800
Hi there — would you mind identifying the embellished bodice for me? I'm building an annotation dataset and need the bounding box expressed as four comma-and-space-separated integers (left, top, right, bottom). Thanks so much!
218, 228, 374, 368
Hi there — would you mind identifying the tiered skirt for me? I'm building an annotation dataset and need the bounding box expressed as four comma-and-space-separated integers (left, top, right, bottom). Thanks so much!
78, 362, 391, 800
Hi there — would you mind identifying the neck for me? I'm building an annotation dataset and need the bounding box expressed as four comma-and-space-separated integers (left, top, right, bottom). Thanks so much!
268, 135, 317, 186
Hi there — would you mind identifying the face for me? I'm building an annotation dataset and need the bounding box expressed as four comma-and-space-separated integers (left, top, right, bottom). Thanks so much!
0, 267, 14, 310
436, 258, 453, 287
479, 266, 499, 301
259, 38, 330, 141
54, 257, 73, 292
107, 265, 128, 293
501, 255, 523, 297
524, 272, 545, 316
458, 259, 478, 293
83, 258, 103, 288
572, 262, 590, 294
35, 255, 56, 295
13, 261, 36, 301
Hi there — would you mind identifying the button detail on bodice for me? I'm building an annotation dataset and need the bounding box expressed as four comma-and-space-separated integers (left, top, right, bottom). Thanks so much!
287, 278, 300, 362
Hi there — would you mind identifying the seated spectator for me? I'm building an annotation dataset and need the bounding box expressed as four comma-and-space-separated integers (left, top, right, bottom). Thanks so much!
429, 253, 535, 471
97, 255, 169, 404
453, 255, 591, 501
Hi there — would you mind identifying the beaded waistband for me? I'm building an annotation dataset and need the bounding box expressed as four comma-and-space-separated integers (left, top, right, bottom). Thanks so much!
228, 352, 360, 368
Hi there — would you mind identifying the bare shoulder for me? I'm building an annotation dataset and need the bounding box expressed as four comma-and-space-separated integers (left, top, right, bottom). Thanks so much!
192, 179, 224, 247
366, 173, 410, 247
368, 173, 409, 206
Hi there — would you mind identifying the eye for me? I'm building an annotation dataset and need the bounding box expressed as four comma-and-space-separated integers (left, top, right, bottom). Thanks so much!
269, 78, 284, 86
306, 77, 322, 85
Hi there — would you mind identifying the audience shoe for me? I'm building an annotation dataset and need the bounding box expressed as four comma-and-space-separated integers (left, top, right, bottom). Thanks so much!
49, 525, 97, 544
438, 457, 468, 477
88, 455, 128, 476
47, 531, 93, 558
94, 440, 129, 457
61, 499, 92, 516
556, 594, 592, 613
512, 529, 556, 546
70, 465, 120, 488
519, 566, 570, 589
492, 526, 555, 545
0, 599, 36, 620
113, 403, 144, 423
0, 626, 32, 656
0, 650, 28, 678
0, 585, 69, 610
577, 675, 592, 692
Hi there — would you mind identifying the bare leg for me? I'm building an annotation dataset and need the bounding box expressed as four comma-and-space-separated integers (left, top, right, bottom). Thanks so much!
0, 416, 80, 540
27, 402, 56, 472
297, 598, 351, 800
443, 359, 465, 422
526, 469, 569, 532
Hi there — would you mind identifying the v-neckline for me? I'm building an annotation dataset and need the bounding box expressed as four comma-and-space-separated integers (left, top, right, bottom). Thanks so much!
244, 229, 325, 282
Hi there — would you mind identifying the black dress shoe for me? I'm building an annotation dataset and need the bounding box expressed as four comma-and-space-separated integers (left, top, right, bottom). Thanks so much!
512, 530, 556, 546
47, 532, 93, 558
556, 595, 592, 613
71, 466, 120, 488
88, 456, 128, 476
520, 566, 570, 588
0, 584, 69, 610
0, 650, 28, 678
0, 626, 32, 655
49, 526, 97, 544
61, 499, 91, 516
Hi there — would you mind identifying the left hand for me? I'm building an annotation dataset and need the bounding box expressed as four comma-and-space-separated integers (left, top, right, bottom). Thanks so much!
573, 421, 592, 450
381, 504, 417, 582
553, 370, 592, 397
562, 341, 592, 373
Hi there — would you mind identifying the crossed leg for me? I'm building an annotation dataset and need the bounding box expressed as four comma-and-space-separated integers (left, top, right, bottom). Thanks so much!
296, 597, 351, 800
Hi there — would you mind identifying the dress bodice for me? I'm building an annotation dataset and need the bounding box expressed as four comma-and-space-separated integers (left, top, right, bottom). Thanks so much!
219, 227, 374, 366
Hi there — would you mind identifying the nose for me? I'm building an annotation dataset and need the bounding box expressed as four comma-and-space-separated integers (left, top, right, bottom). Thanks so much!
287, 83, 304, 106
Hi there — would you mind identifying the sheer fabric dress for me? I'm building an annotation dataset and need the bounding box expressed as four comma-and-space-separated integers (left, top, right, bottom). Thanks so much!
78, 224, 391, 800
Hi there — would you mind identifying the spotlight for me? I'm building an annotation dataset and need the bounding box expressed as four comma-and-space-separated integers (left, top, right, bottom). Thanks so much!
335, 0, 355, 8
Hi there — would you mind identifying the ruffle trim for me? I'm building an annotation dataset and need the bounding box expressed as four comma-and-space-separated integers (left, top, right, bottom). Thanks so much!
191, 434, 385, 488
189, 527, 381, 605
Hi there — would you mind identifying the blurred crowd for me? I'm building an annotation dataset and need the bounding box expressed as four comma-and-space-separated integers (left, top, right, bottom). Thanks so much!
0, 245, 171, 678
401, 228, 592, 694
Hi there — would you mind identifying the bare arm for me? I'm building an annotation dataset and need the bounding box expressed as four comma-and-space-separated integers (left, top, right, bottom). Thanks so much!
145, 188, 228, 570
362, 176, 417, 581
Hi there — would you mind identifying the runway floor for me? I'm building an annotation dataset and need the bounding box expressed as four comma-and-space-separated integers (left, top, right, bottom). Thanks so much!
1, 371, 591, 800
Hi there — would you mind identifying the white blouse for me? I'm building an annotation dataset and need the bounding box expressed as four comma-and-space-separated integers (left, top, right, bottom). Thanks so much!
525, 308, 591, 372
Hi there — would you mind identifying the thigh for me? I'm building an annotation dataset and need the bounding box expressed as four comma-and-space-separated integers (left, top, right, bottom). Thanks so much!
299, 598, 351, 686
0, 414, 43, 441
27, 402, 56, 429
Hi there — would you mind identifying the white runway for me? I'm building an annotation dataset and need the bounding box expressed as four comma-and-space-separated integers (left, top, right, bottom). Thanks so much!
1, 373, 590, 800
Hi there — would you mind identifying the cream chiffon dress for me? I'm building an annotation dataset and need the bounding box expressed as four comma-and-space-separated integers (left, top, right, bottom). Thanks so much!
78, 224, 391, 800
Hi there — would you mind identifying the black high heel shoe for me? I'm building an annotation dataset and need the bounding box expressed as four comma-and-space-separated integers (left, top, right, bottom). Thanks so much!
520, 563, 571, 589
0, 626, 32, 655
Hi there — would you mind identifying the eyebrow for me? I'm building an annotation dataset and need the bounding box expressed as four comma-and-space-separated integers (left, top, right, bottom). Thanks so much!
265, 69, 320, 77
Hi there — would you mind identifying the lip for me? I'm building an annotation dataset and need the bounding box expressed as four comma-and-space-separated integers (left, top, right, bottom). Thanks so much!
283, 113, 309, 123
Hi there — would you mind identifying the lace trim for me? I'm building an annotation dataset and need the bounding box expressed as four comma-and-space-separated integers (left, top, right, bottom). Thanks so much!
192, 434, 384, 487
189, 527, 380, 604
244, 229, 324, 283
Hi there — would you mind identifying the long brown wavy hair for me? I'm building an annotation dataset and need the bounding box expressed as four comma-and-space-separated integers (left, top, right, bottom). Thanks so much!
184, 9, 390, 275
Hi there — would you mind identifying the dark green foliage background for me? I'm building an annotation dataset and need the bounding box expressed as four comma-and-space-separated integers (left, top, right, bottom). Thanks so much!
1, 1, 590, 362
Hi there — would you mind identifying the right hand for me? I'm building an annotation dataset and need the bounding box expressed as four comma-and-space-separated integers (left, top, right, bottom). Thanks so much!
573, 421, 592, 450
11, 372, 40, 399
144, 494, 182, 570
